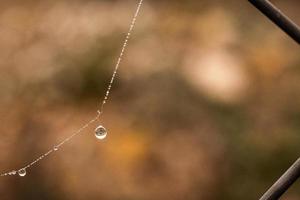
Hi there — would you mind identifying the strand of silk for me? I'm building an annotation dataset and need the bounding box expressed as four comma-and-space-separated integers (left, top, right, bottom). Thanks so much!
0, 0, 144, 177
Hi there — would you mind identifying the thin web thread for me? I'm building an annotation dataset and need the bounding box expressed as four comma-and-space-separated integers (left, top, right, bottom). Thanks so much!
0, 0, 144, 177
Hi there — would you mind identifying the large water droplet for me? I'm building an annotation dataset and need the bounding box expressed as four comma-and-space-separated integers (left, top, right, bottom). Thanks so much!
18, 168, 26, 177
95, 125, 107, 140
53, 146, 58, 151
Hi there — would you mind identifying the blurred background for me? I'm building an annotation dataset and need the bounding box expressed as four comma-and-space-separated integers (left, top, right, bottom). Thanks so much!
0, 0, 299, 199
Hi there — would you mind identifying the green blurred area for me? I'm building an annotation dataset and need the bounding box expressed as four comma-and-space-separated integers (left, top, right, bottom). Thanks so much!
0, 0, 299, 199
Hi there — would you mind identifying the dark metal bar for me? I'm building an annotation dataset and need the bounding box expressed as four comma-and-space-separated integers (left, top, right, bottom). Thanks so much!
259, 158, 300, 200
248, 0, 300, 44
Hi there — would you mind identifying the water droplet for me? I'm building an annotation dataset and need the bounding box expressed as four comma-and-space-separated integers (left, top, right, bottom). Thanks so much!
53, 146, 58, 151
9, 170, 16, 175
95, 125, 107, 140
18, 168, 26, 177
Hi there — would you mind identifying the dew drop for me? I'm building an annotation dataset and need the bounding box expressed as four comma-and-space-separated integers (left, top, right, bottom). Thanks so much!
9, 170, 16, 175
18, 168, 26, 177
53, 146, 58, 151
95, 125, 107, 140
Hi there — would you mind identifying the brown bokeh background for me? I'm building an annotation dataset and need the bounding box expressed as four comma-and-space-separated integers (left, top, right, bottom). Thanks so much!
0, 0, 299, 199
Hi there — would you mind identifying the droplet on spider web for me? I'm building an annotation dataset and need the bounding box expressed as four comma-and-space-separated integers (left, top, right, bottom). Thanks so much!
18, 168, 26, 177
9, 170, 16, 175
95, 125, 107, 140
53, 146, 59, 151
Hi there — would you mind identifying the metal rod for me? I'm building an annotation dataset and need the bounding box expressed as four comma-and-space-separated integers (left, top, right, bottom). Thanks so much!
248, 0, 300, 44
259, 158, 300, 200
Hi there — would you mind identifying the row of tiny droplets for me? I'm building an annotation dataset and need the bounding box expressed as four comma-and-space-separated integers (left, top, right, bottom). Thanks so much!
0, 0, 144, 177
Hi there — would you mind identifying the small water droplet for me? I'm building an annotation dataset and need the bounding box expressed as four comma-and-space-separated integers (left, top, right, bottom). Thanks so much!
95, 125, 107, 140
18, 168, 26, 177
8, 170, 16, 175
53, 146, 58, 151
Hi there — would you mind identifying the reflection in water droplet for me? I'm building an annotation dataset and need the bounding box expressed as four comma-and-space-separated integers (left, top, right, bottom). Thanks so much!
95, 125, 107, 140
18, 168, 26, 177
